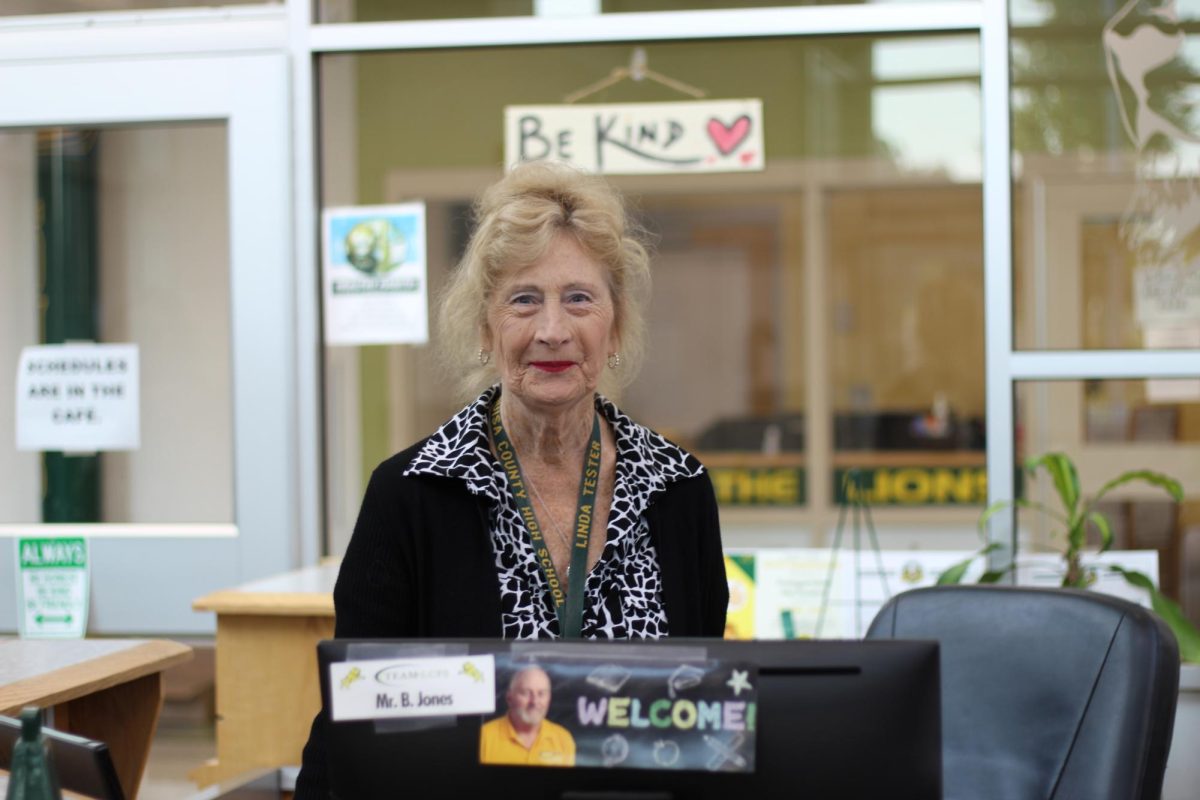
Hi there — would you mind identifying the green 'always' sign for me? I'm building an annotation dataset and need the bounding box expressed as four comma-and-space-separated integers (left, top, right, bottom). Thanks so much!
16, 537, 89, 638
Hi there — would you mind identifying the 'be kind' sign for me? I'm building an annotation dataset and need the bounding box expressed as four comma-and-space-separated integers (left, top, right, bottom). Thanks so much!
505, 99, 764, 176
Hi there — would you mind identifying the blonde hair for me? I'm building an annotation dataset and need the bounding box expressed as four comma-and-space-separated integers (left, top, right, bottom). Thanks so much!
438, 161, 651, 401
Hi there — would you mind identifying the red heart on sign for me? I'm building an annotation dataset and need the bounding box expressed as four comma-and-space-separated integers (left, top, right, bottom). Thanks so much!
707, 115, 752, 156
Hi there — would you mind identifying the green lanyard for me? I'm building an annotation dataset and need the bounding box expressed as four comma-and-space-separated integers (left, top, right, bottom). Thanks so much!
491, 399, 601, 639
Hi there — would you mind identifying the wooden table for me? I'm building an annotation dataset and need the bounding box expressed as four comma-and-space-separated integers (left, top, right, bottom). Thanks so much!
190, 563, 336, 787
0, 638, 192, 799
0, 772, 93, 799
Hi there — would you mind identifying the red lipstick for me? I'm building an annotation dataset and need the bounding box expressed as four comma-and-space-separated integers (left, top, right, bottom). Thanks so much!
530, 361, 573, 373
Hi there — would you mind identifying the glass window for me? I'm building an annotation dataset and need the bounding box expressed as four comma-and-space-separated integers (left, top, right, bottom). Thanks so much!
1016, 379, 1200, 625
0, 0, 273, 16
829, 186, 985, 508
1012, 0, 1200, 350
603, 0, 957, 10
318, 33, 981, 554
0, 123, 233, 524
317, 0, 963, 24
630, 191, 806, 513
319, 0, 531, 23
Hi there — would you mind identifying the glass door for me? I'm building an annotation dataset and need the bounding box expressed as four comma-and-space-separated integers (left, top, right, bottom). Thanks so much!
0, 50, 293, 634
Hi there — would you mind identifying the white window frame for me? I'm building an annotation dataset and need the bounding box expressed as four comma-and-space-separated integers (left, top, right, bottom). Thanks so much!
0, 6, 302, 632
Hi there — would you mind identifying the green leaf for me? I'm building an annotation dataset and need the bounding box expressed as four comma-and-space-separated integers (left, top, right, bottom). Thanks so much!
1067, 519, 1087, 554
981, 497, 1068, 528
1026, 452, 1080, 519
937, 543, 1003, 585
937, 556, 974, 585
1111, 565, 1154, 592
977, 500, 1013, 537
1112, 567, 1200, 663
1087, 510, 1113, 553
1012, 498, 1069, 526
979, 568, 1011, 584
1093, 470, 1184, 506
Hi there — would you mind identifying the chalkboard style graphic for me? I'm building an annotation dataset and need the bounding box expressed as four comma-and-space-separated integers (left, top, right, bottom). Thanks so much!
484, 654, 757, 772
704, 732, 747, 770
601, 733, 630, 767
668, 664, 704, 698
586, 664, 632, 693
652, 738, 681, 766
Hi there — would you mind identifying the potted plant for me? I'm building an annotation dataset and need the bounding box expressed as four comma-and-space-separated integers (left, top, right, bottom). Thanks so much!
938, 452, 1200, 798
938, 451, 1200, 661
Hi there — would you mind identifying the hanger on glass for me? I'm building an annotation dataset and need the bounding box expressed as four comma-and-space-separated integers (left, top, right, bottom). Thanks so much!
563, 47, 708, 104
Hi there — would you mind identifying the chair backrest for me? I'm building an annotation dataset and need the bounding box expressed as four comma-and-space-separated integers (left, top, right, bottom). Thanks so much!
866, 585, 1180, 800
0, 713, 125, 800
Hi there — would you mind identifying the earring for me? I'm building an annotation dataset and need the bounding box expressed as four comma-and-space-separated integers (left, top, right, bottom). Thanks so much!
607, 352, 622, 369
478, 348, 491, 366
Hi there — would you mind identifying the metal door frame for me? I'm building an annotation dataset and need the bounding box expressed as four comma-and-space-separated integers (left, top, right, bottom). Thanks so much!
0, 8, 296, 633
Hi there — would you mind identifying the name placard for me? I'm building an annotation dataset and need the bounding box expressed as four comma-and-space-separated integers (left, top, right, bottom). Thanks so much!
329, 655, 496, 722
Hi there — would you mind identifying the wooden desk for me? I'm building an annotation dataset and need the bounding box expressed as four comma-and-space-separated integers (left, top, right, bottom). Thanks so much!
190, 563, 336, 787
0, 638, 192, 799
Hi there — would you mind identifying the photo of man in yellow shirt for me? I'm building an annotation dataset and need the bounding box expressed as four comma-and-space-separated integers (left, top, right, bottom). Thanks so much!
480, 665, 576, 767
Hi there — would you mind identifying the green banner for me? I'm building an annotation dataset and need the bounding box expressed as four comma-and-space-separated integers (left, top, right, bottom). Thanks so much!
710, 467, 806, 506
833, 466, 987, 506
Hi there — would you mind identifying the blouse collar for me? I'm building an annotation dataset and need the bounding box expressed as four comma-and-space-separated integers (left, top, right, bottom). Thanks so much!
403, 386, 704, 500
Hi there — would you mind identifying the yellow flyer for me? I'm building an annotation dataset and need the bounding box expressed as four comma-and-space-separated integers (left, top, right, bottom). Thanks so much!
723, 553, 756, 640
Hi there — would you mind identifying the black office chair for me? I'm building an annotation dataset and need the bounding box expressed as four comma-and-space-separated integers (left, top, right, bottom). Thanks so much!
866, 585, 1179, 800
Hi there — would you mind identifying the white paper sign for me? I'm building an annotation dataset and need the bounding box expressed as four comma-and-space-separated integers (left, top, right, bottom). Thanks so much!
1143, 325, 1200, 402
16, 536, 89, 639
329, 654, 496, 722
1134, 263, 1200, 325
1016, 549, 1158, 608
741, 548, 1158, 640
323, 203, 429, 346
15, 344, 140, 451
505, 99, 764, 175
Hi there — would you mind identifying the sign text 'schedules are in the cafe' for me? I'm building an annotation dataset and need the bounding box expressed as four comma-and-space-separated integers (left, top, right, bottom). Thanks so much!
505, 99, 764, 176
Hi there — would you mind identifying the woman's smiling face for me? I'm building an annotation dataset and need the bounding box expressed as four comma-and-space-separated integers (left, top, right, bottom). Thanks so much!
485, 233, 618, 413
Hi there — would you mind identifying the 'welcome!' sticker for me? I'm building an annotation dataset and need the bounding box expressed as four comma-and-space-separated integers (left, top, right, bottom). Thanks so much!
481, 655, 757, 772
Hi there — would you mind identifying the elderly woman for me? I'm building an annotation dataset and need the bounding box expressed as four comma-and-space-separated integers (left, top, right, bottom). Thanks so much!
296, 162, 726, 795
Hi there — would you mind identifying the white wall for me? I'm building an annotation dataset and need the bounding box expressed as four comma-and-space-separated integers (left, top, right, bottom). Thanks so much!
98, 123, 233, 523
0, 132, 41, 523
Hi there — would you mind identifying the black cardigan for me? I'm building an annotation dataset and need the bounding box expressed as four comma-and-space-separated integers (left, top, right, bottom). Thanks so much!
295, 437, 729, 797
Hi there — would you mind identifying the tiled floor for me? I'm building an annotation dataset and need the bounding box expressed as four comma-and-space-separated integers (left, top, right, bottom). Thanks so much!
139, 721, 216, 800
140, 646, 217, 800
